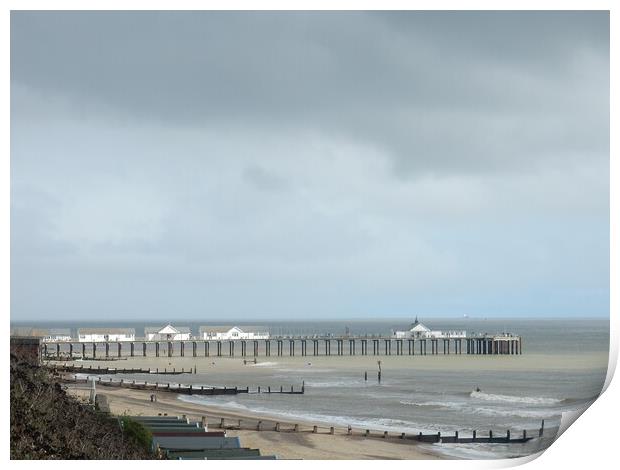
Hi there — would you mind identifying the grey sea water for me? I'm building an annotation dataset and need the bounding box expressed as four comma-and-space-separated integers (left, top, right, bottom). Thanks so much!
16, 317, 609, 459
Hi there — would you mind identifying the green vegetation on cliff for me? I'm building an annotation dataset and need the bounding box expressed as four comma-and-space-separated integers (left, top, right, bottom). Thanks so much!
10, 354, 157, 459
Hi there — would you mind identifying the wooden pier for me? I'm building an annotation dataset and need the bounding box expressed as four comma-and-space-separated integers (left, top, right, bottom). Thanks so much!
43, 334, 522, 360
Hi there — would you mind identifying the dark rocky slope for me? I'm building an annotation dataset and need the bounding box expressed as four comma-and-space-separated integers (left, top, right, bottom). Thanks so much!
10, 354, 156, 459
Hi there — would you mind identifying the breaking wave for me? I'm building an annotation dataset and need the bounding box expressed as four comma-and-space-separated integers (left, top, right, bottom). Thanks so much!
470, 391, 562, 405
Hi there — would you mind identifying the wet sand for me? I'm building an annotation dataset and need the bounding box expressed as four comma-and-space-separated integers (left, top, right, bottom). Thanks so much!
67, 386, 442, 460
56, 350, 609, 374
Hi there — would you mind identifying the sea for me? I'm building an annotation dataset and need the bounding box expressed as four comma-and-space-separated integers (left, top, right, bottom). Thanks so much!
12, 317, 610, 459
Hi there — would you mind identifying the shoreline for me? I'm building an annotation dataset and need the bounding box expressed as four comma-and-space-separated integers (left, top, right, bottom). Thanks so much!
67, 385, 443, 460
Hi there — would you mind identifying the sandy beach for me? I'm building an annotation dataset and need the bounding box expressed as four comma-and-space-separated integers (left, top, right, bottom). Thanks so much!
67, 385, 442, 460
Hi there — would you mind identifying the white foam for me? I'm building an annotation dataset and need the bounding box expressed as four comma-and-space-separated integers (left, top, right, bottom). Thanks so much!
470, 391, 562, 405
470, 406, 562, 419
250, 362, 279, 367
177, 395, 437, 434
305, 379, 363, 388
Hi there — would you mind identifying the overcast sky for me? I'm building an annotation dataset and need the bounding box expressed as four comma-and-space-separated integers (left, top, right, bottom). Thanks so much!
11, 11, 609, 321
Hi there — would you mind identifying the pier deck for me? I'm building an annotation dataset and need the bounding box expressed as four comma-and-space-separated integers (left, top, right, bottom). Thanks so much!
42, 335, 522, 360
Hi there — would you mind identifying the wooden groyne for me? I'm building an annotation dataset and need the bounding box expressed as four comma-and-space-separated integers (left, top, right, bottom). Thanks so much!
51, 364, 195, 375
43, 334, 522, 360
65, 375, 305, 396
170, 414, 541, 446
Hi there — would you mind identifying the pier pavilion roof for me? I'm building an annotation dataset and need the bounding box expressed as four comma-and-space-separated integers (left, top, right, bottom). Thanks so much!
144, 324, 191, 334
409, 317, 431, 332
199, 325, 264, 333
199, 325, 239, 333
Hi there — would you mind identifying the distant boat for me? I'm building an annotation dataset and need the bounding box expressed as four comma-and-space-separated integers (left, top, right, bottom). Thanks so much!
463, 314, 469, 318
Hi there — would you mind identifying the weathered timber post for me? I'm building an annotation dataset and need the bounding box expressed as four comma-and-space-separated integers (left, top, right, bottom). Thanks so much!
118, 342, 122, 357
201, 416, 207, 428
313, 426, 318, 434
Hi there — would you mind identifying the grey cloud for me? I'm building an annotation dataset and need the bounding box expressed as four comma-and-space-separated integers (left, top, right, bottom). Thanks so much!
10, 11, 609, 320
11, 11, 609, 177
